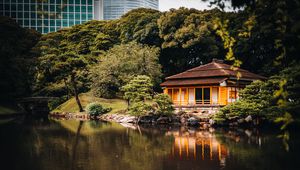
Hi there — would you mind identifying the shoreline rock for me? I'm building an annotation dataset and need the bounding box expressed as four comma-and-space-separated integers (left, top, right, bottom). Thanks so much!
98, 111, 212, 128
50, 111, 265, 128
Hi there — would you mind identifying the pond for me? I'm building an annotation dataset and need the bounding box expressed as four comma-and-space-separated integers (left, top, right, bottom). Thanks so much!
0, 117, 299, 170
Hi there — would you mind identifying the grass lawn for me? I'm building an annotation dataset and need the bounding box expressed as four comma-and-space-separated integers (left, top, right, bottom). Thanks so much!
52, 93, 128, 114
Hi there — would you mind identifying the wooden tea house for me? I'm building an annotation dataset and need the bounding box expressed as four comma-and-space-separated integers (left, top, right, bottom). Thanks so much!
161, 59, 266, 109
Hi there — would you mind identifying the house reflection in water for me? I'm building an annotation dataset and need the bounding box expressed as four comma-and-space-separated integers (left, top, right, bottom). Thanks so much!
166, 130, 228, 167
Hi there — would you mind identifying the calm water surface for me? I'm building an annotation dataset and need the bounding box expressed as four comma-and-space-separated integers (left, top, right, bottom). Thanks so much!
0, 117, 299, 170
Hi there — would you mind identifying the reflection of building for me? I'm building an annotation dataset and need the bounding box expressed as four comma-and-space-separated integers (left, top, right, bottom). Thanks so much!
168, 130, 228, 166
161, 59, 266, 109
0, 0, 158, 34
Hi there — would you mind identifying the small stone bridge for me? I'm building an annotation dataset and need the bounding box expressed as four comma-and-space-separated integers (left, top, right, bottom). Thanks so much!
18, 97, 58, 115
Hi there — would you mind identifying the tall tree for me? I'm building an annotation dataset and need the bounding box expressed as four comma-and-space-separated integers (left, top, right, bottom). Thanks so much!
91, 42, 162, 99
204, 0, 300, 75
157, 8, 231, 76
36, 50, 93, 112
117, 8, 162, 46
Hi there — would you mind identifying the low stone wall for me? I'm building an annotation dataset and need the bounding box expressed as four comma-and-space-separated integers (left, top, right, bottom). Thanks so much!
50, 111, 262, 128
99, 111, 215, 129
50, 110, 216, 128
50, 112, 90, 120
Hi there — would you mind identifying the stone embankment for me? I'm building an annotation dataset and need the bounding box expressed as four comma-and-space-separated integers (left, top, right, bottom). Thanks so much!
99, 110, 215, 128
50, 111, 259, 128
50, 112, 91, 120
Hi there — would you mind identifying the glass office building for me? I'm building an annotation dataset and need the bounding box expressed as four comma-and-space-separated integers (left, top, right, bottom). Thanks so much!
0, 0, 159, 33
0, 0, 94, 34
103, 0, 159, 20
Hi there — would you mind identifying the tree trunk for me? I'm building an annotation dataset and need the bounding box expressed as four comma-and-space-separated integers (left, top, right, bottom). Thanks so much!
127, 99, 130, 108
64, 78, 70, 99
71, 74, 83, 112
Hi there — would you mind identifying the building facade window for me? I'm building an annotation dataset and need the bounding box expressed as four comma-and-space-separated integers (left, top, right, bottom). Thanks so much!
0, 0, 158, 33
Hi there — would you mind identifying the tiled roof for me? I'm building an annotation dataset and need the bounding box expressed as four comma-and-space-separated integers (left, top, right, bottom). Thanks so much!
160, 77, 228, 86
161, 59, 266, 87
165, 60, 266, 80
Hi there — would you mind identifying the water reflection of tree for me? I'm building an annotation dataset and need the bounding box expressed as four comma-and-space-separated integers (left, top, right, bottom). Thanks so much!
84, 122, 174, 170
121, 129, 173, 170
71, 121, 83, 170
48, 120, 174, 170
4, 118, 300, 170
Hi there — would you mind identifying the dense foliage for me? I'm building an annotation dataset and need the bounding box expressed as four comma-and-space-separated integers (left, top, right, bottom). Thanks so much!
91, 42, 161, 98
214, 65, 300, 127
202, 0, 300, 128
1, 0, 299, 125
206, 0, 300, 75
121, 76, 175, 116
32, 21, 116, 94
214, 80, 281, 123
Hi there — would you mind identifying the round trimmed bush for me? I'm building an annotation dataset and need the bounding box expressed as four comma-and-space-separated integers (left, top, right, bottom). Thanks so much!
86, 102, 111, 116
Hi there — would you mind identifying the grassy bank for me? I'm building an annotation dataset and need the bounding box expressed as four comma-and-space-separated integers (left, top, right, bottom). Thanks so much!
0, 105, 21, 125
52, 93, 128, 114
0, 105, 20, 115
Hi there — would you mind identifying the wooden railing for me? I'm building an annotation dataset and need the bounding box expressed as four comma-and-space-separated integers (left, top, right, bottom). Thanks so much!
172, 100, 218, 105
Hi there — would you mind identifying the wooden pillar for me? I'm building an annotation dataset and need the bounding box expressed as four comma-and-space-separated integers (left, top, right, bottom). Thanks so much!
172, 88, 174, 104
210, 87, 212, 105
187, 88, 189, 105
179, 88, 182, 106
202, 88, 204, 105
218, 87, 220, 105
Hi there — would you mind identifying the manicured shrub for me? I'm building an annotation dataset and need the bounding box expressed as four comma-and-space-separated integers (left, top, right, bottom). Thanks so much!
85, 102, 112, 116
153, 93, 174, 115
122, 75, 153, 103
128, 101, 153, 116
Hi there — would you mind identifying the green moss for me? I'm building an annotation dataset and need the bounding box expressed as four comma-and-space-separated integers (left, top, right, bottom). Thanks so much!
52, 93, 127, 114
